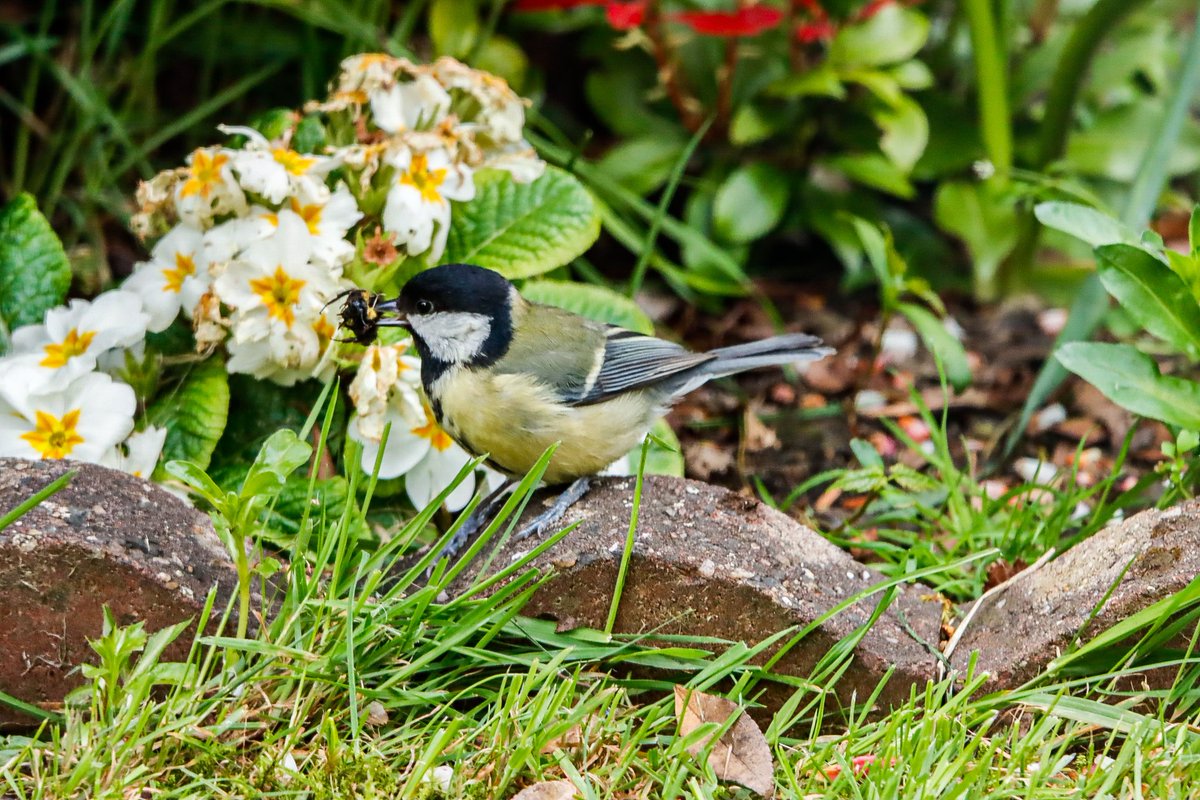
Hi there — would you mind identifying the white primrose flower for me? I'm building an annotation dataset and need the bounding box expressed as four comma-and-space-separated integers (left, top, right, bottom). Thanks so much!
101, 425, 168, 478
218, 125, 338, 206
0, 367, 136, 463
201, 212, 278, 273
323, 53, 413, 106
273, 185, 362, 268
347, 392, 477, 512
348, 343, 422, 441
9, 290, 150, 387
370, 73, 452, 134
214, 214, 343, 384
122, 223, 211, 332
174, 146, 247, 226
382, 147, 474, 262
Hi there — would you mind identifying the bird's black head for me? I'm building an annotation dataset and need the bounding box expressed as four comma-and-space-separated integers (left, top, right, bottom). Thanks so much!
395, 263, 515, 374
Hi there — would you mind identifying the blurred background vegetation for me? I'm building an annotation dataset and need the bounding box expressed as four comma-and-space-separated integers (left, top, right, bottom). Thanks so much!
3, 0, 1200, 307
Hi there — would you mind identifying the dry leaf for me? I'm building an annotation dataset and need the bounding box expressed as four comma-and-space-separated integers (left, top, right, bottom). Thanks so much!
511, 779, 579, 800
674, 685, 775, 797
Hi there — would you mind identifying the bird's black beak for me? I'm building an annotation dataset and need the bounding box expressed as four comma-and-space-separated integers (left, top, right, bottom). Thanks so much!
372, 297, 411, 330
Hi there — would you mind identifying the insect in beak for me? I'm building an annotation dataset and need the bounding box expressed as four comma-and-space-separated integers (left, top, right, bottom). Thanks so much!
326, 288, 408, 346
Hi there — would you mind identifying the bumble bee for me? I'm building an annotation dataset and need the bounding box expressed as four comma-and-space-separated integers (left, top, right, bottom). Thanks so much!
326, 288, 392, 345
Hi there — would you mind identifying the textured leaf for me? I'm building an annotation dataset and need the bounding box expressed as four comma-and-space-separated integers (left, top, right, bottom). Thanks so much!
1034, 202, 1132, 248
596, 136, 686, 196
0, 193, 71, 333
831, 4, 929, 68
445, 167, 600, 279
713, 163, 790, 244
674, 685, 775, 797
644, 419, 685, 477
148, 356, 231, 474
1057, 342, 1200, 430
898, 302, 971, 391
1096, 244, 1200, 358
521, 280, 654, 334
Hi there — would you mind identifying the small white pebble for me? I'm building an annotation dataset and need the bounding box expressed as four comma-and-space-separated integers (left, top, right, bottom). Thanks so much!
423, 765, 454, 793
881, 327, 919, 362
1014, 457, 1057, 485
1032, 403, 1068, 433
1038, 308, 1068, 336
854, 390, 887, 411
698, 559, 716, 578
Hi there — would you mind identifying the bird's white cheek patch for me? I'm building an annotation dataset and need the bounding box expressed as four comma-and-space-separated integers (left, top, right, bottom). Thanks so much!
410, 312, 492, 363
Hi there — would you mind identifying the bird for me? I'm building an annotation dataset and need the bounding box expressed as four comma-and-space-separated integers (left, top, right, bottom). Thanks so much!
355, 263, 833, 553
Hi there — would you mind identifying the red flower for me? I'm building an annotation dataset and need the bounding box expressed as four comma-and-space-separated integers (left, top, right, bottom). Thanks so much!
670, 5, 784, 36
795, 18, 835, 41
605, 0, 646, 29
512, 0, 603, 10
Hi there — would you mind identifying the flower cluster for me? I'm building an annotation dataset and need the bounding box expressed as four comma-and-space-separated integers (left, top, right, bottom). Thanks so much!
2, 55, 544, 510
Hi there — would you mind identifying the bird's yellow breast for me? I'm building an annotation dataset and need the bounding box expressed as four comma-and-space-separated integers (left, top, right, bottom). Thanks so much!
431, 367, 659, 484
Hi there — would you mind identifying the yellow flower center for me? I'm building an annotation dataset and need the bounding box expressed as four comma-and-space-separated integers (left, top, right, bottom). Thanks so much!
249, 266, 307, 327
21, 409, 85, 459
162, 252, 197, 293
411, 406, 453, 452
356, 53, 392, 70
180, 150, 229, 199
40, 328, 97, 368
289, 198, 324, 234
272, 149, 317, 176
400, 153, 447, 204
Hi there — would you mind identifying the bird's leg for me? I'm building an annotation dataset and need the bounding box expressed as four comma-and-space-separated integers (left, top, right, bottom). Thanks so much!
428, 480, 514, 571
513, 477, 591, 542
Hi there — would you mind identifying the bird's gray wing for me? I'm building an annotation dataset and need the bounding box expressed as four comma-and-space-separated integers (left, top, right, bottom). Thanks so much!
569, 327, 714, 406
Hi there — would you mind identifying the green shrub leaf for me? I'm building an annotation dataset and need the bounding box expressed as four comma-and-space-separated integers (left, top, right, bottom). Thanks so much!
713, 163, 790, 244
0, 193, 72, 335
831, 4, 929, 68
1034, 202, 1133, 248
1096, 243, 1200, 358
521, 280, 654, 334
1057, 342, 1200, 430
445, 166, 601, 279
148, 356, 231, 475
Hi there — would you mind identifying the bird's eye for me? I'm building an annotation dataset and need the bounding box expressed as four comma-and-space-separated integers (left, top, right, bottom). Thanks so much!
415, 299, 434, 314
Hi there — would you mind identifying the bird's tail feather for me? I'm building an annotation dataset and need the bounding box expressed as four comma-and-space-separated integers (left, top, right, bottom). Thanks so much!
702, 333, 832, 379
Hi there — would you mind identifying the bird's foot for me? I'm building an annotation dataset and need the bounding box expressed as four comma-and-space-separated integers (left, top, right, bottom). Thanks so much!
513, 477, 591, 542
426, 482, 513, 574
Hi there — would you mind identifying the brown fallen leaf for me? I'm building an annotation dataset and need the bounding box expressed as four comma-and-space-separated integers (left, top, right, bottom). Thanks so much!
511, 779, 579, 800
674, 685, 775, 797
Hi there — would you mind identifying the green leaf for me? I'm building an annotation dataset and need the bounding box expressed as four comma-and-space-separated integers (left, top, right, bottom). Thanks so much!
0, 193, 71, 333
644, 419, 684, 477
898, 302, 972, 391
874, 95, 928, 172
239, 429, 313, 502
766, 62, 846, 99
825, 153, 915, 198
1095, 244, 1200, 358
1057, 342, 1200, 430
1065, 98, 1200, 182
831, 5, 929, 68
148, 357, 231, 475
445, 167, 600, 279
521, 280, 654, 334
712, 163, 790, 244
596, 137, 686, 196
1034, 202, 1133, 248
933, 180, 1017, 299
429, 0, 480, 58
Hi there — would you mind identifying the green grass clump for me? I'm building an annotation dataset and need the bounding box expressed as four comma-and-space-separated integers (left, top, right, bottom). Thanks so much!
2, 389, 1200, 798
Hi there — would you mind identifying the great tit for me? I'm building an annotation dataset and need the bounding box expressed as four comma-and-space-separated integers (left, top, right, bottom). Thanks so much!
364, 263, 833, 486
